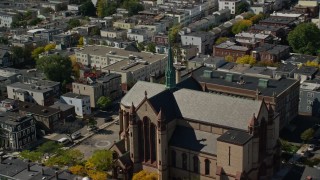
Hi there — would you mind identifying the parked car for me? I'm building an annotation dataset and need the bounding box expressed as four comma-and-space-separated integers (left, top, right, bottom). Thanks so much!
57, 137, 70, 145
87, 126, 98, 131
71, 132, 81, 140
307, 144, 315, 151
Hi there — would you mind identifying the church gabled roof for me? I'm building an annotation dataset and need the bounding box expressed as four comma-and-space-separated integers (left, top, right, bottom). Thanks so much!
121, 81, 166, 107
176, 76, 203, 91
172, 88, 262, 131
169, 126, 219, 155
148, 90, 181, 121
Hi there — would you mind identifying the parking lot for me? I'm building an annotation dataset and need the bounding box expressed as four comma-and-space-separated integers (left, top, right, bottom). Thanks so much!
72, 123, 120, 159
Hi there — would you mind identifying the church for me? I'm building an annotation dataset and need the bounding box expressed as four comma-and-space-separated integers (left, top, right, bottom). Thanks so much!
110, 43, 281, 180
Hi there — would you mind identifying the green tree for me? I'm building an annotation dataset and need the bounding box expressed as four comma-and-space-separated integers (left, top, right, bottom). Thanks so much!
44, 43, 56, 51
28, 18, 42, 26
20, 150, 43, 162
0, 37, 8, 44
68, 19, 81, 29
79, 0, 96, 16
301, 128, 315, 142
231, 20, 252, 34
11, 46, 25, 64
288, 23, 320, 55
37, 141, 62, 155
146, 42, 156, 53
43, 7, 54, 14
122, 0, 144, 16
90, 27, 100, 36
169, 25, 181, 44
249, 13, 266, 24
97, 96, 112, 109
36, 55, 72, 82
236, 2, 249, 15
215, 37, 228, 45
137, 42, 145, 51
45, 149, 84, 167
87, 117, 97, 127
87, 150, 113, 171
96, 0, 106, 17
97, 0, 117, 17
31, 47, 45, 59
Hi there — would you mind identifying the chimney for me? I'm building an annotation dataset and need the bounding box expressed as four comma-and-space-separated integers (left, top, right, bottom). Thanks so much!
55, 171, 59, 180
27, 163, 31, 171
150, 74, 155, 83
41, 168, 44, 175
176, 68, 181, 84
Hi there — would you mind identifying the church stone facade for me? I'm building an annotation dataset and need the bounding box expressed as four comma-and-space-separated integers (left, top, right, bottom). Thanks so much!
110, 44, 281, 180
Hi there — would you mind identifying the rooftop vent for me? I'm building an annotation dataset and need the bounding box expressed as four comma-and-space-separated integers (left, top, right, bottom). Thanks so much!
258, 78, 269, 88
41, 109, 49, 113
225, 73, 234, 82
203, 70, 212, 78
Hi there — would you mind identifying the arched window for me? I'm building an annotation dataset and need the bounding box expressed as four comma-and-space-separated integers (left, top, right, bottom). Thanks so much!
137, 120, 144, 162
205, 159, 210, 175
193, 156, 199, 173
150, 123, 156, 163
182, 153, 187, 170
259, 118, 267, 161
171, 150, 176, 167
143, 117, 150, 161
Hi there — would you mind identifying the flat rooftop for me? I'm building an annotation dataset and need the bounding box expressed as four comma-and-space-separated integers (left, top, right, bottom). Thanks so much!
8, 82, 53, 93
0, 111, 32, 126
62, 92, 89, 99
217, 130, 252, 145
18, 101, 60, 116
77, 45, 165, 63
186, 66, 299, 97
215, 41, 249, 51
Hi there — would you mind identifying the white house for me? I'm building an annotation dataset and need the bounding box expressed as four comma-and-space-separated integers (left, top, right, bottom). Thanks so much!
218, 0, 242, 14
60, 92, 91, 117
0, 12, 14, 28
180, 31, 216, 54
127, 28, 154, 43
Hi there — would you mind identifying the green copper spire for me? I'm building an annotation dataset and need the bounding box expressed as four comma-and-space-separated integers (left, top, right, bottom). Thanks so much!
165, 41, 176, 89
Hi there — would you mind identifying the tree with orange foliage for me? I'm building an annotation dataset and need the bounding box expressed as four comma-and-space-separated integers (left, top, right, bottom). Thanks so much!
69, 165, 86, 176
133, 170, 158, 180
231, 20, 253, 34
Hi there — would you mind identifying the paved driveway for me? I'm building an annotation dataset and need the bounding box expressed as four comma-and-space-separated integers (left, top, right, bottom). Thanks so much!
72, 124, 120, 159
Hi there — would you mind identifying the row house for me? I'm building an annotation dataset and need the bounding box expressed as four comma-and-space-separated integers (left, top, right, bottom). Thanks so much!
249, 24, 287, 39
100, 28, 127, 39
7, 82, 55, 106
235, 32, 274, 48
294, 0, 319, 18
0, 112, 36, 151
213, 41, 250, 60
180, 31, 216, 54
127, 28, 154, 43
18, 102, 60, 133
252, 43, 290, 63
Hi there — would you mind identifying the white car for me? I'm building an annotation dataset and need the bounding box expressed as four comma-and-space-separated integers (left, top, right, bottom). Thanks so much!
307, 144, 315, 151
71, 132, 81, 140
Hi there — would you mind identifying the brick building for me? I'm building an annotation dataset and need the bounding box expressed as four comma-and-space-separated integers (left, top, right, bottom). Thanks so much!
213, 41, 250, 60
251, 43, 290, 62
